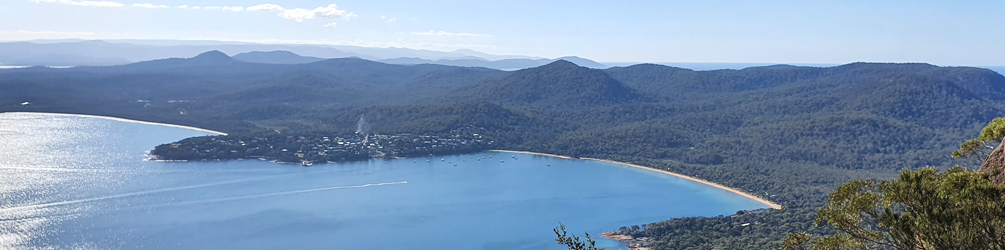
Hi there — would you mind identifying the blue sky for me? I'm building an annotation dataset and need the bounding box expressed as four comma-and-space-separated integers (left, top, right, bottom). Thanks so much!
2, 0, 1004, 65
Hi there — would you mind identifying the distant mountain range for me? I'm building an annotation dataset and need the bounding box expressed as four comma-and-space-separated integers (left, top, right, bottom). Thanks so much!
377, 56, 606, 69
228, 50, 605, 69
231, 51, 326, 64
0, 39, 605, 70
7, 39, 1001, 74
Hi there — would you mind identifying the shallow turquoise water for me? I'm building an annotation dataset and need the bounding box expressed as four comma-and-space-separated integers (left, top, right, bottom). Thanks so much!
0, 113, 768, 250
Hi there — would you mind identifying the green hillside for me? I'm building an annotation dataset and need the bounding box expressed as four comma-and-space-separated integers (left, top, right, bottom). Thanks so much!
3, 53, 1004, 249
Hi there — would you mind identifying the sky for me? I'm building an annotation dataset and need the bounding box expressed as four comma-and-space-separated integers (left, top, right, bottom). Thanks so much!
2, 0, 1005, 65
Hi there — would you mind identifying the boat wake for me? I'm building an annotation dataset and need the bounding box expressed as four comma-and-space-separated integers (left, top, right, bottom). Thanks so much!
0, 176, 287, 212
150, 181, 409, 207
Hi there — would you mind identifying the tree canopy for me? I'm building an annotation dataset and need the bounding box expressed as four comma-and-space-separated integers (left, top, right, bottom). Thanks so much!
554, 222, 600, 250
811, 167, 1004, 250
953, 117, 1005, 160
783, 117, 1005, 250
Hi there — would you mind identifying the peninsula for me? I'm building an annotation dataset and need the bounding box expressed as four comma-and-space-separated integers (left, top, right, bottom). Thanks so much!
150, 127, 495, 164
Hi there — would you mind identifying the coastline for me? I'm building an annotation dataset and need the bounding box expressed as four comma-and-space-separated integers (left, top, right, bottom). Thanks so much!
491, 149, 579, 160
5, 112, 227, 135
490, 150, 782, 210
8, 112, 779, 209
600, 232, 650, 250
8, 113, 777, 208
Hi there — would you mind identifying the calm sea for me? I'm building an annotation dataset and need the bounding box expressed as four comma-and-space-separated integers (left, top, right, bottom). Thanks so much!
0, 113, 768, 250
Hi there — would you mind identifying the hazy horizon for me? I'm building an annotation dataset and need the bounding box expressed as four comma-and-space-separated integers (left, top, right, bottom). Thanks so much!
3, 1, 1004, 65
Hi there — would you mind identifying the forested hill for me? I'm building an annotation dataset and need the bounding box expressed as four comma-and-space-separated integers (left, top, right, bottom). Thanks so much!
3, 52, 1005, 249
450, 60, 641, 108
232, 51, 326, 64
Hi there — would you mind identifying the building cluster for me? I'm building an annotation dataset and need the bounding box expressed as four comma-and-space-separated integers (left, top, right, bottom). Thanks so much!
151, 129, 496, 165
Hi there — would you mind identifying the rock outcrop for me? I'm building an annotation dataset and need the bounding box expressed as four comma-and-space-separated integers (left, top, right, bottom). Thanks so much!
979, 143, 1005, 185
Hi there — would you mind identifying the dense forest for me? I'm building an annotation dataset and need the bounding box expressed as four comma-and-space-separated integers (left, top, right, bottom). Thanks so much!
3, 51, 1004, 249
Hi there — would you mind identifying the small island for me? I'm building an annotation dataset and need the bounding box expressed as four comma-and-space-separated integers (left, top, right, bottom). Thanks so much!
150, 126, 497, 165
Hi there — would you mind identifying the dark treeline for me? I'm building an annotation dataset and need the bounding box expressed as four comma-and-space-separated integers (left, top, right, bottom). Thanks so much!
3, 52, 1004, 249
609, 207, 834, 250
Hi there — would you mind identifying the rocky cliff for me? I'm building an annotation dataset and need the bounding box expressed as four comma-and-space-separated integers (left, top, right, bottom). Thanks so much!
980, 143, 1005, 185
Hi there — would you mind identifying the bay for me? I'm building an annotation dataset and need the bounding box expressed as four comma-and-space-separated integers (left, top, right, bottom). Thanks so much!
0, 112, 769, 250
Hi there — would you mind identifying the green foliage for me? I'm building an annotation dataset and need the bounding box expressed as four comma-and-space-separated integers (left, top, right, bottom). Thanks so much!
978, 117, 1005, 142
626, 207, 833, 250
812, 179, 887, 247
806, 167, 1005, 250
953, 139, 986, 159
953, 117, 1005, 165
553, 222, 599, 250
778, 232, 812, 250
805, 234, 863, 250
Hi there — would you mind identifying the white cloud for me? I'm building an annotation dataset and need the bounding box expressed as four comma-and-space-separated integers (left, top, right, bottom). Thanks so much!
30, 0, 124, 7
177, 5, 187, 9
323, 22, 337, 29
132, 3, 168, 9
246, 4, 283, 12
411, 30, 491, 37
195, 6, 241, 11
247, 3, 354, 22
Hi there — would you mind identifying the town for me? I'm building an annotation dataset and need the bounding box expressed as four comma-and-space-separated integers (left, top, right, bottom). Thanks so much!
149, 128, 497, 165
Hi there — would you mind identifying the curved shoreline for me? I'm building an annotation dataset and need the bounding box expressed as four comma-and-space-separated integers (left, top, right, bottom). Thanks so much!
490, 150, 782, 210
3, 112, 227, 135
9, 111, 777, 208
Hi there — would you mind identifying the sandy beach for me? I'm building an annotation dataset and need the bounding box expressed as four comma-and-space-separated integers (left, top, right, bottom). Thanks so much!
491, 149, 580, 160
490, 150, 782, 210
6, 112, 227, 135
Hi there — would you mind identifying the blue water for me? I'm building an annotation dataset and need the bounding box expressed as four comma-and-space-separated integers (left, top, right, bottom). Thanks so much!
986, 66, 1005, 75
0, 113, 769, 250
